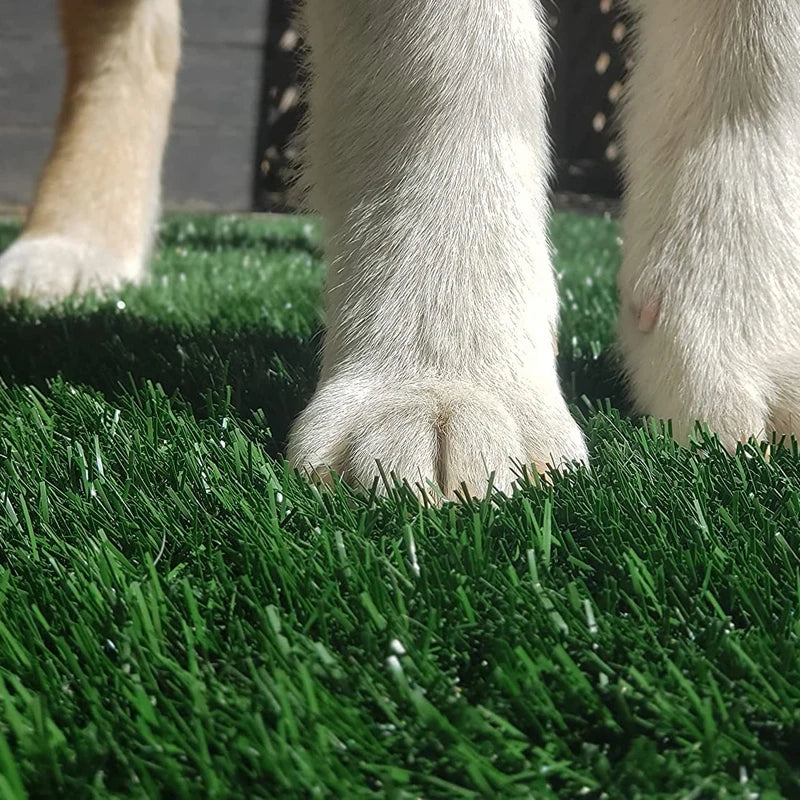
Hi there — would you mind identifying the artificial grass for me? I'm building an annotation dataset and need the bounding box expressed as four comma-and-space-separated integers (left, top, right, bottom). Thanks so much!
0, 213, 798, 799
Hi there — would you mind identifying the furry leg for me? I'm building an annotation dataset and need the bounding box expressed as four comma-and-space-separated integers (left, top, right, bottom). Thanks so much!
289, 0, 587, 495
0, 0, 180, 302
619, 0, 800, 448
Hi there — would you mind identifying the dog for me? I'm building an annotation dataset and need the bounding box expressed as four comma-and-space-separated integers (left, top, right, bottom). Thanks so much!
2, 0, 798, 497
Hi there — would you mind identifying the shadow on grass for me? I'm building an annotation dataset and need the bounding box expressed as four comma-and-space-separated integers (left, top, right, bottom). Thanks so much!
0, 309, 321, 456
0, 303, 629, 455
560, 350, 630, 417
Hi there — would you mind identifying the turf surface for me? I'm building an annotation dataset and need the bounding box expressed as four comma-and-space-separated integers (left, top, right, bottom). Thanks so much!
0, 214, 798, 798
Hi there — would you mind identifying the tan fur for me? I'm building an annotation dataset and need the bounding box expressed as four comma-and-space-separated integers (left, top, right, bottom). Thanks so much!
0, 0, 179, 300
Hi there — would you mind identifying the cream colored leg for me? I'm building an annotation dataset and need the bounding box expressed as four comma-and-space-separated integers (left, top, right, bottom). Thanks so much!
288, 0, 587, 496
0, 0, 180, 302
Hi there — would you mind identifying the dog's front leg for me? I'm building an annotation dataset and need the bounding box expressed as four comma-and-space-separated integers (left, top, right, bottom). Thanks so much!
289, 0, 587, 496
0, 0, 180, 302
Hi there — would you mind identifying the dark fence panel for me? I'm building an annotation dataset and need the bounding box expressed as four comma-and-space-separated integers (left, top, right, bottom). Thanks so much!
548, 0, 632, 200
252, 0, 632, 212
252, 0, 304, 212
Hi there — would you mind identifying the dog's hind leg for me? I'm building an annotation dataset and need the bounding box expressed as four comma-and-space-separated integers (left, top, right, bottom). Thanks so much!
0, 0, 180, 302
618, 0, 800, 449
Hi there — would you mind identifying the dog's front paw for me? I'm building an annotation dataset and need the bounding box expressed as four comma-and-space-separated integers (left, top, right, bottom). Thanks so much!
288, 374, 587, 497
0, 235, 144, 304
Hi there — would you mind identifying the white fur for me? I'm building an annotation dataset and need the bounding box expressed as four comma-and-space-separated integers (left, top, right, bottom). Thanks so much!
287, 0, 588, 494
618, 0, 800, 449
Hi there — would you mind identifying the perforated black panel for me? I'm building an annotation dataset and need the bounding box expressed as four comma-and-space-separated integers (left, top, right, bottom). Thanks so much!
547, 0, 632, 199
253, 0, 632, 211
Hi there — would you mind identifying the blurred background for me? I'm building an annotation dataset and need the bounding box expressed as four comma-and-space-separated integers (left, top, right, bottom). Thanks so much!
0, 0, 630, 213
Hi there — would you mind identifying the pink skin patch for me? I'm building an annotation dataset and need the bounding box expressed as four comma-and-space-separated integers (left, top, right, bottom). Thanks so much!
637, 301, 661, 333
